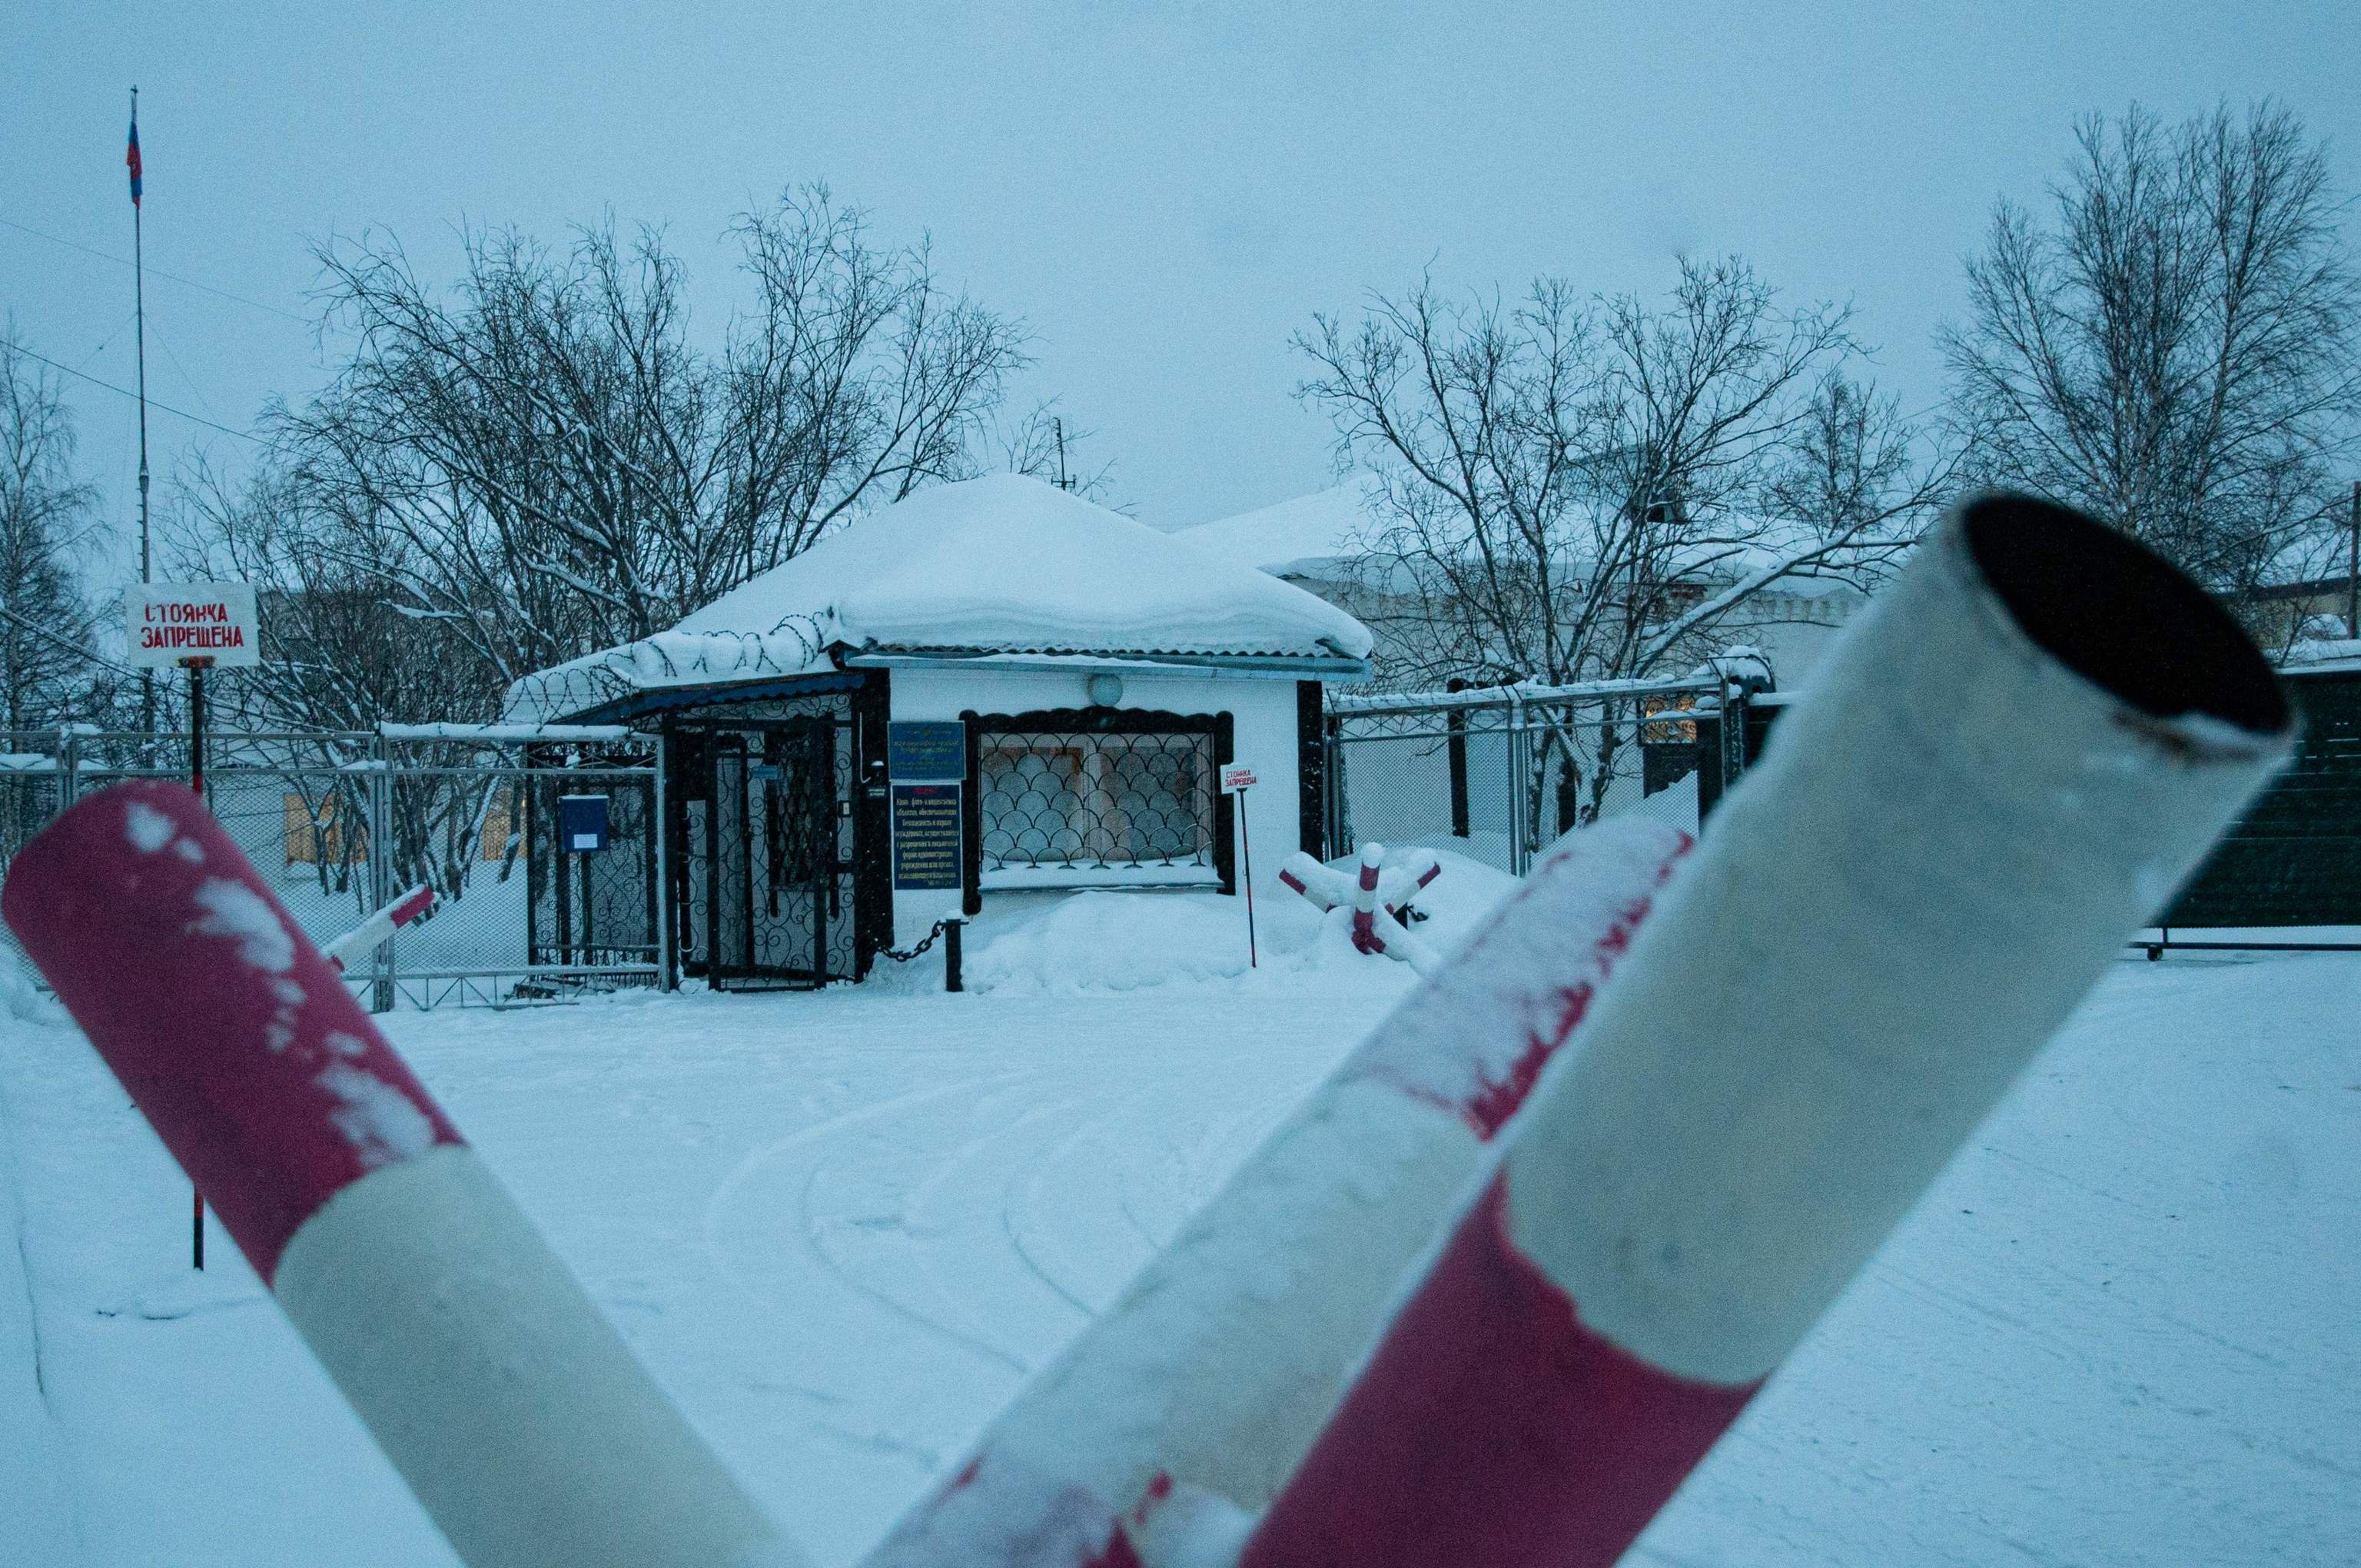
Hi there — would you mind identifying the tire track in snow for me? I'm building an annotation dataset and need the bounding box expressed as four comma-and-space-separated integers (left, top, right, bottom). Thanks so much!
703, 1071, 1041, 1377
1002, 1085, 1177, 1321
898, 1086, 1097, 1368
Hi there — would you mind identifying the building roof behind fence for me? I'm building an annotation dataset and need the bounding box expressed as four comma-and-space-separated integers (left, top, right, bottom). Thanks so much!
1174, 475, 1888, 601
505, 473, 1373, 723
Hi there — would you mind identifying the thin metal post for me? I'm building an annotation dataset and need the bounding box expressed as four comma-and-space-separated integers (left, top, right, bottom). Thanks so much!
368, 733, 394, 1014
131, 88, 154, 750
185, 655, 206, 1271
1323, 713, 1346, 863
1445, 678, 1470, 839
1717, 678, 1748, 801
185, 659, 204, 798
653, 729, 675, 989
2347, 480, 2357, 639
1507, 692, 1529, 875
1238, 790, 1258, 968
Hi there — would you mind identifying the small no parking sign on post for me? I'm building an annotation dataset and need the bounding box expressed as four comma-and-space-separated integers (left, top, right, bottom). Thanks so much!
1221, 763, 1259, 968
125, 580, 261, 1271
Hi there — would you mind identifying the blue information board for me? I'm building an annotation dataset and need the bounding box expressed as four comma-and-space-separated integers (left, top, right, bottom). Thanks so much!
892, 785, 962, 889
556, 793, 609, 853
888, 720, 966, 782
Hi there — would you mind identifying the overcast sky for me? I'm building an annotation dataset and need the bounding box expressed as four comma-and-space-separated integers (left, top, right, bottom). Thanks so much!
8, 1, 2358, 578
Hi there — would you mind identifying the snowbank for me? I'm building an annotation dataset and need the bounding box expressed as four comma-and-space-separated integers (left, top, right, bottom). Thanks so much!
958, 849, 1522, 997
0, 1055, 76, 1564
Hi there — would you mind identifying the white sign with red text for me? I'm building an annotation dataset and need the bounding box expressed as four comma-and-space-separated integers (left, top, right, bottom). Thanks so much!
1220, 763, 1258, 794
127, 581, 261, 669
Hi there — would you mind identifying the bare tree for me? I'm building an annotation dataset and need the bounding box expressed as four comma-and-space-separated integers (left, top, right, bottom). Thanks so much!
262, 187, 1034, 705
0, 331, 108, 733
168, 454, 483, 735
1296, 258, 1943, 829
1943, 101, 2360, 603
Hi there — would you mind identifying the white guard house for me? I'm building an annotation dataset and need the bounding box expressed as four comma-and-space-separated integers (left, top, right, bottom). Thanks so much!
506, 475, 1373, 988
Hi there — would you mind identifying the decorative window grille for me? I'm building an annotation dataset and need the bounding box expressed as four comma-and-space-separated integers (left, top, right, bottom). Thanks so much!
966, 709, 1230, 894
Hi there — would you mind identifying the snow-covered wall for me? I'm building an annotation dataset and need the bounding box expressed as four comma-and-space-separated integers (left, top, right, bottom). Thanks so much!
886, 666, 1306, 948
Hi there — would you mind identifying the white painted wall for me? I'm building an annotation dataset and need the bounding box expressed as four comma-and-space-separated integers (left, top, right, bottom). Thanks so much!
1719, 587, 1861, 689
885, 665, 1308, 947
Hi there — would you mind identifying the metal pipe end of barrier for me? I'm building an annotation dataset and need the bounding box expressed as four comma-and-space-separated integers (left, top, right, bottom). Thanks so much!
0, 781, 799, 1568
1236, 493, 2295, 1568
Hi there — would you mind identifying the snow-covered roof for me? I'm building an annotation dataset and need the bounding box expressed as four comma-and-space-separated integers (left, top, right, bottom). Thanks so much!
1175, 477, 1389, 577
2280, 637, 2361, 675
507, 474, 1373, 722
1176, 476, 1880, 600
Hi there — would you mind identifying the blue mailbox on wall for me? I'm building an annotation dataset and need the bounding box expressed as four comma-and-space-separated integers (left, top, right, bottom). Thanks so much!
557, 793, 610, 853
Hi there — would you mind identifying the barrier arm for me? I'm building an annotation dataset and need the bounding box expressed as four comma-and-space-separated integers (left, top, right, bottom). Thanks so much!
1234, 494, 2293, 1567
321, 882, 437, 973
874, 494, 2290, 1568
0, 785, 799, 1568
863, 816, 1693, 1567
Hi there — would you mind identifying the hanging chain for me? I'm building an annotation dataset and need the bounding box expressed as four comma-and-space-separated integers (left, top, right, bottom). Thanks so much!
878, 918, 953, 964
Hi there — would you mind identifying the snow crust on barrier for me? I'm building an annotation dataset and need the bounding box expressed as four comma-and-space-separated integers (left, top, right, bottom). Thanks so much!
865, 816, 1690, 1568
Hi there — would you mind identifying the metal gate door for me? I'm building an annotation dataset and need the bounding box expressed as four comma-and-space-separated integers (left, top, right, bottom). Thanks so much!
706, 719, 839, 988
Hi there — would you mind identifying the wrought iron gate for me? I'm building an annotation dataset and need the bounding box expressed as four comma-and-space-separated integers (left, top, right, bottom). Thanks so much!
694, 719, 851, 988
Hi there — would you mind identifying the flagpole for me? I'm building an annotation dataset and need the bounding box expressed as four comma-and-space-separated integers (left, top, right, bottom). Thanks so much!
131, 85, 153, 744
128, 85, 192, 1267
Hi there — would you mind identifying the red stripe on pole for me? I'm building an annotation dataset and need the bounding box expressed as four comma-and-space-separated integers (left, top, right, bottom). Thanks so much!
390, 885, 437, 926
0, 782, 463, 1282
1239, 1172, 1757, 1568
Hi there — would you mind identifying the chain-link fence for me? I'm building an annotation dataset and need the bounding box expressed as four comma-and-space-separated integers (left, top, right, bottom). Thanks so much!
1323, 676, 1742, 874
0, 726, 663, 1010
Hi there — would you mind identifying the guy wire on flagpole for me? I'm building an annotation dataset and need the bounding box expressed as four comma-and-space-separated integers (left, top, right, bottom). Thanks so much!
130, 86, 155, 752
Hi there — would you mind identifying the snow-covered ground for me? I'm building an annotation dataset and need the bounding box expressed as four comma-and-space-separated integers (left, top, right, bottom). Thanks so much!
2, 859, 2355, 1566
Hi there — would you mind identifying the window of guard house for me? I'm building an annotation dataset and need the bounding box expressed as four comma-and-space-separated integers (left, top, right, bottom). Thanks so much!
979, 729, 1215, 885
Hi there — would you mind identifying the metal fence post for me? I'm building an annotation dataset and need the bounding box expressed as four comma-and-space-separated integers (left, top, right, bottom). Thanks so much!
1321, 713, 1343, 864
653, 729, 676, 990
367, 731, 395, 1014
1717, 676, 1750, 804
1445, 678, 1471, 839
58, 726, 79, 814
1506, 691, 1529, 875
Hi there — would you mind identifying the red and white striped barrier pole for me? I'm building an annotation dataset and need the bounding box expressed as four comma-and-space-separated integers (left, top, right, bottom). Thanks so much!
1277, 849, 1434, 921
1347, 842, 1383, 954
1234, 494, 2295, 1567
323, 882, 438, 973
864, 816, 1692, 1568
1, 782, 795, 1568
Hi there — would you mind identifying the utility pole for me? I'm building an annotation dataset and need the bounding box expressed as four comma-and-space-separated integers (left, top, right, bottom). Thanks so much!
131, 86, 154, 743
2347, 479, 2357, 640
1054, 417, 1071, 492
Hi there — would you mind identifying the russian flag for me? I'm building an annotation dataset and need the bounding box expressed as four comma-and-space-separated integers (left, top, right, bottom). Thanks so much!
126, 113, 141, 205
